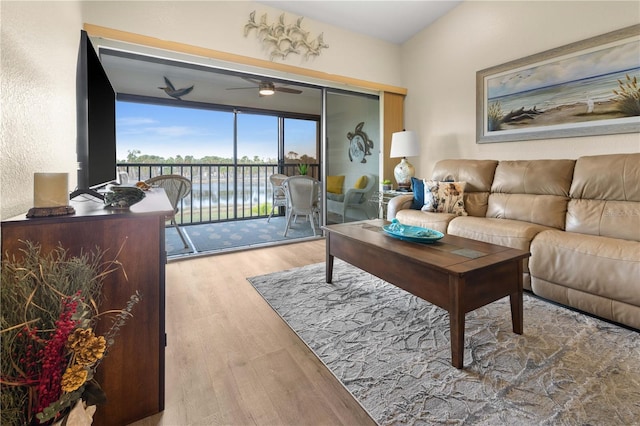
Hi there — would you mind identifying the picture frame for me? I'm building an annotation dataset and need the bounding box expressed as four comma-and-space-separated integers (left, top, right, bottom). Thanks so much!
476, 24, 640, 143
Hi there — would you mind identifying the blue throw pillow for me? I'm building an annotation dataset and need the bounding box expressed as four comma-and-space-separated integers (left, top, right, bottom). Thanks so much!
410, 177, 424, 210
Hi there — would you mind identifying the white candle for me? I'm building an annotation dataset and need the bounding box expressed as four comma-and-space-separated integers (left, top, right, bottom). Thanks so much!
34, 173, 69, 208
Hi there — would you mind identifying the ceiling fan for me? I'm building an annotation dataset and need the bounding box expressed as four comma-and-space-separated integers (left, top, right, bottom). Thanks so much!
226, 77, 303, 96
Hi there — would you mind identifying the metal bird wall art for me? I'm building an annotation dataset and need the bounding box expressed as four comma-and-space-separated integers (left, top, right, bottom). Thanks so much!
244, 11, 329, 62
158, 77, 194, 100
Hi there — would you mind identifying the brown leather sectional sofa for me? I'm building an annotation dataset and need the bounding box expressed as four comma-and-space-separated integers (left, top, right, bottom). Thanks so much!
387, 153, 640, 330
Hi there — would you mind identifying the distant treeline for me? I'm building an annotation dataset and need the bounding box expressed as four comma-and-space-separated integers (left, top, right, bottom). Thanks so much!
121, 150, 317, 165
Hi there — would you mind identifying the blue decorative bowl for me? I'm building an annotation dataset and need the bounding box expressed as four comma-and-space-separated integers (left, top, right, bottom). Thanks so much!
383, 219, 444, 244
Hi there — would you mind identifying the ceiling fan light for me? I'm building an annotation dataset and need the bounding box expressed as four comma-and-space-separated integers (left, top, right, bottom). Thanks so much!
258, 82, 275, 96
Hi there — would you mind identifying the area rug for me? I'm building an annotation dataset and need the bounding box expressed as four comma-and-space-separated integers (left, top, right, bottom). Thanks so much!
166, 216, 320, 257
247, 260, 640, 425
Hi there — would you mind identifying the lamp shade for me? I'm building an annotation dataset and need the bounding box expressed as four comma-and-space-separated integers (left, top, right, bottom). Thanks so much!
390, 130, 420, 158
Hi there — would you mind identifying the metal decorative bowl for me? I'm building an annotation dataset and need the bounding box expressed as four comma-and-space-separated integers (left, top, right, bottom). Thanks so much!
103, 186, 146, 208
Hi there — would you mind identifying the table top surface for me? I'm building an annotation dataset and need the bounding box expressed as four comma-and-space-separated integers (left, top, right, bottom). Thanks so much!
3, 188, 173, 224
323, 219, 530, 275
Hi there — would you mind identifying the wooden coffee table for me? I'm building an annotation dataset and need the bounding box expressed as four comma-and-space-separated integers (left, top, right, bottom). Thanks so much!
322, 219, 530, 369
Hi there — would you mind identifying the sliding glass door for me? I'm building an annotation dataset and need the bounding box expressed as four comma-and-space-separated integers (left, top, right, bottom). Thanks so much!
117, 100, 321, 224
324, 90, 380, 223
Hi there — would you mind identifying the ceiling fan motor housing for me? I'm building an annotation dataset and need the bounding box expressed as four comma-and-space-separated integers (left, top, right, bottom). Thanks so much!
259, 82, 275, 96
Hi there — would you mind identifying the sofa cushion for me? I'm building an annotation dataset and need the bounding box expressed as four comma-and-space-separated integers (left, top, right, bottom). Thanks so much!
327, 175, 345, 194
570, 153, 640, 201
448, 216, 552, 253
448, 216, 553, 284
488, 159, 575, 229
567, 153, 640, 241
567, 199, 640, 242
431, 159, 498, 217
432, 159, 497, 192
421, 180, 468, 216
487, 193, 568, 229
394, 209, 454, 234
530, 230, 640, 312
491, 159, 575, 196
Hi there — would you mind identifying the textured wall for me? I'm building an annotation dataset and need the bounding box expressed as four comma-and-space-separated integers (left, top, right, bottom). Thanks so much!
1, 2, 81, 218
80, 1, 403, 87
401, 1, 640, 177
1, 1, 402, 219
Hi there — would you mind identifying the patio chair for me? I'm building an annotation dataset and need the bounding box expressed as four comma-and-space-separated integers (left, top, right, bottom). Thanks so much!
328, 174, 377, 222
282, 175, 320, 237
145, 174, 192, 248
267, 173, 288, 222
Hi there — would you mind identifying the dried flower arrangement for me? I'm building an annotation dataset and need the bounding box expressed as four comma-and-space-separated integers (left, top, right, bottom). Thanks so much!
1, 241, 140, 425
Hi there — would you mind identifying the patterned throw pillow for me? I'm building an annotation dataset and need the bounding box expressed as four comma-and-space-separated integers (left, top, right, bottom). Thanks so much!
421, 180, 468, 216
421, 180, 440, 212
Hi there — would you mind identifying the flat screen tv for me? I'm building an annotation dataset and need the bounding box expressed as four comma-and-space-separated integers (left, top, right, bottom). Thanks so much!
70, 30, 117, 200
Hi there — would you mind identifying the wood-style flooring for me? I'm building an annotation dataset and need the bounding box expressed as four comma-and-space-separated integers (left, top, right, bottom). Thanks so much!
130, 239, 375, 426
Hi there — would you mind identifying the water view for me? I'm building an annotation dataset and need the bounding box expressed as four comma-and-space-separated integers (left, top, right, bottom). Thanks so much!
486, 38, 640, 131
116, 100, 320, 224
489, 68, 640, 113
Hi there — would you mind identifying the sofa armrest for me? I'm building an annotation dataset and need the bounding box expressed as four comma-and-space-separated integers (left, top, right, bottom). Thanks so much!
387, 194, 414, 220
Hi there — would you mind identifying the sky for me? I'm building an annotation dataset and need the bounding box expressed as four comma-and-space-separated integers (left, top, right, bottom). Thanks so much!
116, 101, 317, 162
488, 39, 639, 98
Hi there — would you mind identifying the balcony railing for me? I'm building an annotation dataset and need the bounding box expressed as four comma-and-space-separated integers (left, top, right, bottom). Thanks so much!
118, 163, 320, 225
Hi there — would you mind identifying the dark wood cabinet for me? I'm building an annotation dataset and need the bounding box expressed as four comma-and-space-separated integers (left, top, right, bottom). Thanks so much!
1, 189, 173, 426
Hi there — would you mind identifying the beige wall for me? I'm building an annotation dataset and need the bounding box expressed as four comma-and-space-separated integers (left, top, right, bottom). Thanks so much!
2, 1, 639, 219
0, 1, 401, 219
402, 1, 640, 178
1, 1, 82, 219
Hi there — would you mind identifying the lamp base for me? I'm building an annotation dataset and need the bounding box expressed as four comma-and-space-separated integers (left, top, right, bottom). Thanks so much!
394, 157, 415, 190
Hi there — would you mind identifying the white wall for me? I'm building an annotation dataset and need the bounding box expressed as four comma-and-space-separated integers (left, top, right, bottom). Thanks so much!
1, 1, 82, 219
1, 1, 402, 219
327, 92, 379, 185
81, 1, 403, 87
402, 1, 640, 178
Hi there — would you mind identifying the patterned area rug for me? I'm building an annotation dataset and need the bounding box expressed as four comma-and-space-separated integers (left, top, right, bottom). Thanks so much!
247, 260, 640, 425
166, 216, 320, 257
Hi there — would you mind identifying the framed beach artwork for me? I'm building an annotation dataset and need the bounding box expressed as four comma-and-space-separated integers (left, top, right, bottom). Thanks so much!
476, 24, 640, 143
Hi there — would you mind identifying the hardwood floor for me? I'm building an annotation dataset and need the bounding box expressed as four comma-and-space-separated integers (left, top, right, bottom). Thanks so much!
130, 239, 375, 426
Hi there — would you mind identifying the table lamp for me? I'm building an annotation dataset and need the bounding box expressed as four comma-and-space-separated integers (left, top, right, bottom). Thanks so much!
390, 130, 420, 191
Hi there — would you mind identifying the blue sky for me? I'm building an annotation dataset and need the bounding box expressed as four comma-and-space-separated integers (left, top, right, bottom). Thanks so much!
116, 101, 316, 162
488, 39, 639, 98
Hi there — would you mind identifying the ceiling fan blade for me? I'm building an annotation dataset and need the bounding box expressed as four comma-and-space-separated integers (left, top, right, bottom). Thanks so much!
225, 86, 256, 90
241, 76, 262, 85
275, 86, 303, 94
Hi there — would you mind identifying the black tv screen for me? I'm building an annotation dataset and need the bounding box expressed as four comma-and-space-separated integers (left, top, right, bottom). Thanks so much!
71, 30, 116, 200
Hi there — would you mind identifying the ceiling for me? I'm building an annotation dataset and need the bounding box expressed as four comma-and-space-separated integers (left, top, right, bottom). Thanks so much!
257, 1, 462, 44
100, 49, 324, 115
99, 1, 461, 113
